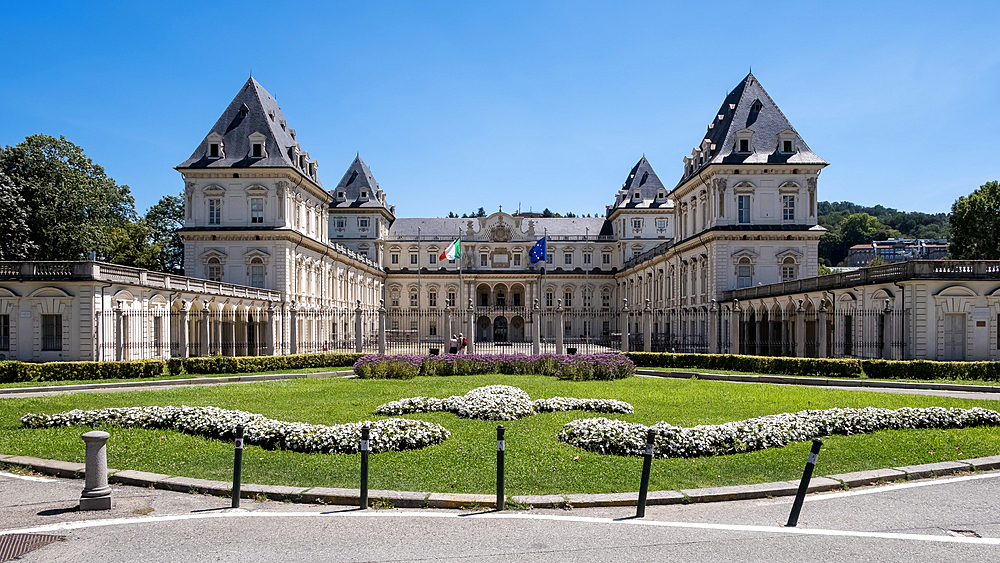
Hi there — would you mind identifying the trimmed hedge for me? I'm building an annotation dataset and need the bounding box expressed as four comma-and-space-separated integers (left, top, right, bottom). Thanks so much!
627, 352, 1000, 382
177, 352, 365, 376
626, 352, 863, 378
0, 360, 166, 384
860, 359, 1000, 381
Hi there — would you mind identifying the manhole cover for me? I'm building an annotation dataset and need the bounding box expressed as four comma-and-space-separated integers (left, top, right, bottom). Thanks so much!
0, 533, 66, 561
947, 529, 981, 538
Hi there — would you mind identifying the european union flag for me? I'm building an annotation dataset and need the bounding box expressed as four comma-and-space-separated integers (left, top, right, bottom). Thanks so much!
529, 237, 546, 264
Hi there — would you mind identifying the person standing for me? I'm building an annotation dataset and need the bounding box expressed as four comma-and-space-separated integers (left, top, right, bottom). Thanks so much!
449, 334, 458, 354
459, 333, 467, 354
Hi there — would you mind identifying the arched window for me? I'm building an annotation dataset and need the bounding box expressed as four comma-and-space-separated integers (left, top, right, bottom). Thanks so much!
781, 257, 797, 282
737, 258, 752, 289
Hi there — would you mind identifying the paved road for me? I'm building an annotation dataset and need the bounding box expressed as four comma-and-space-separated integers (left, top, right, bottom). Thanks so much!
3, 469, 999, 562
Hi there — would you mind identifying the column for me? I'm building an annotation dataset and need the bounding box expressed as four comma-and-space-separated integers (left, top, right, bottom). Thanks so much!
378, 300, 386, 355
200, 302, 211, 357
795, 300, 806, 358
882, 303, 893, 360
532, 300, 540, 355
226, 309, 237, 357
754, 309, 763, 356
289, 303, 299, 355
466, 299, 476, 354
817, 300, 828, 358
556, 299, 564, 355
178, 301, 190, 359
709, 300, 719, 354
354, 300, 363, 354
730, 301, 741, 355
265, 304, 276, 355
642, 299, 652, 352
620, 299, 629, 352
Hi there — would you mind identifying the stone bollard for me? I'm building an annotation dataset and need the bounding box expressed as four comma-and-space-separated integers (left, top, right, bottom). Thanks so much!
80, 431, 112, 510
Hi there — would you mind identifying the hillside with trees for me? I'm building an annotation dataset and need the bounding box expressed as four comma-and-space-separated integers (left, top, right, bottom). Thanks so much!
817, 201, 951, 266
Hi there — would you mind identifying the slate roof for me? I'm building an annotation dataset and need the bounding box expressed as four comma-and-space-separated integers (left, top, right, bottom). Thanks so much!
607, 156, 673, 213
675, 73, 826, 189
387, 217, 609, 241
328, 155, 393, 214
177, 78, 322, 187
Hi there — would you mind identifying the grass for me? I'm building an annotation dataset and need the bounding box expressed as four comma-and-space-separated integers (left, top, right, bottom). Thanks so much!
645, 367, 1000, 387
1, 375, 999, 496
0, 366, 354, 389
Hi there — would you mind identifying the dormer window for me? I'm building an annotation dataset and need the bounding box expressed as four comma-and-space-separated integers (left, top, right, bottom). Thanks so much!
657, 190, 665, 200
632, 192, 641, 201
248, 132, 267, 159
783, 140, 793, 152
209, 143, 220, 158
777, 130, 797, 154
361, 190, 368, 199
337, 191, 345, 199
206, 133, 224, 159
739, 139, 749, 152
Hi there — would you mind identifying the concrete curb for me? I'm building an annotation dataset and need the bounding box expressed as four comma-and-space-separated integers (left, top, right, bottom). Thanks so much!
0, 370, 354, 396
4, 454, 996, 510
638, 369, 1000, 394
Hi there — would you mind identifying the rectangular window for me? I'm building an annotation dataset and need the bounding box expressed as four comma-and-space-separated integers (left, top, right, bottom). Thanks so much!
656, 218, 666, 229
391, 320, 399, 330
429, 292, 437, 307
429, 322, 437, 336
153, 316, 163, 356
632, 219, 642, 230
391, 295, 399, 307
602, 294, 610, 308
359, 218, 369, 228
564, 253, 572, 265
410, 293, 418, 307
545, 253, 553, 264
481, 254, 488, 267
336, 218, 345, 229
0, 314, 8, 350
782, 195, 795, 221
738, 195, 751, 224
783, 140, 793, 152
602, 253, 611, 265
447, 292, 456, 307
737, 264, 752, 289
391, 253, 399, 265
739, 139, 749, 152
251, 265, 265, 288
41, 314, 61, 351
208, 199, 221, 225
429, 253, 437, 264
410, 254, 418, 265
513, 293, 522, 306
513, 253, 521, 266
252, 143, 263, 158
208, 263, 222, 282
209, 143, 220, 158
781, 264, 796, 282
410, 320, 418, 332
564, 321, 571, 337
583, 253, 592, 265
583, 292, 592, 308
602, 320, 610, 336
545, 291, 553, 307
564, 292, 572, 307
250, 198, 264, 223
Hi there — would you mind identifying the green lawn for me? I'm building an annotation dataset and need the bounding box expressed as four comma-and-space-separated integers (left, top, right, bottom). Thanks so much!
2, 375, 998, 496
645, 367, 1000, 387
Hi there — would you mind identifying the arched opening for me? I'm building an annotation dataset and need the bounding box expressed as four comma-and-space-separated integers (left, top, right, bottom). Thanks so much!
493, 316, 508, 342
477, 316, 491, 341
509, 315, 525, 341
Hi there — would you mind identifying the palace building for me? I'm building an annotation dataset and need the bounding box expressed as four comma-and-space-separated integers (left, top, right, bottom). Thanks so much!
2, 73, 997, 363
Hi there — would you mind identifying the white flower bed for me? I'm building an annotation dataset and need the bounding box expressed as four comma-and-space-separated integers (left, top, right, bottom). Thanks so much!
21, 406, 450, 454
558, 406, 1000, 458
375, 385, 634, 421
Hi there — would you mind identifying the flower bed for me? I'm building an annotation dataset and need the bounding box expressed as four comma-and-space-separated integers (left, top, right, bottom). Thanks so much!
354, 353, 635, 380
21, 406, 450, 454
558, 406, 1000, 458
375, 384, 634, 421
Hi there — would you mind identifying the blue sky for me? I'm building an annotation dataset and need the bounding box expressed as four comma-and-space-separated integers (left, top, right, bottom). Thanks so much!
3, 1, 998, 218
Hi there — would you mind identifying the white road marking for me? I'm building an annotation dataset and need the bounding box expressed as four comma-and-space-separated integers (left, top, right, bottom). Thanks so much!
1, 509, 997, 546
755, 471, 1000, 506
0, 470, 53, 482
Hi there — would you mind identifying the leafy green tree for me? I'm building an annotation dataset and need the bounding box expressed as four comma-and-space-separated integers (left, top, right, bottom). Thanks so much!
104, 220, 162, 270
0, 134, 135, 260
949, 181, 1000, 259
144, 193, 184, 274
0, 171, 36, 260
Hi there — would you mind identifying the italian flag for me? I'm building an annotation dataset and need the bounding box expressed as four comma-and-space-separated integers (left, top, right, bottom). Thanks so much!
439, 238, 461, 261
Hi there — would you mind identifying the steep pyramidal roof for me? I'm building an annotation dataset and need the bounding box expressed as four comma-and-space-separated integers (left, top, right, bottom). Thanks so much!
675, 73, 825, 188
177, 77, 322, 187
607, 156, 672, 213
329, 155, 393, 214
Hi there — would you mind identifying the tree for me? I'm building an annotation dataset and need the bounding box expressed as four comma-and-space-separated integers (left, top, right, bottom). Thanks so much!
104, 220, 162, 270
144, 193, 185, 274
0, 171, 36, 260
949, 181, 1000, 259
0, 134, 135, 260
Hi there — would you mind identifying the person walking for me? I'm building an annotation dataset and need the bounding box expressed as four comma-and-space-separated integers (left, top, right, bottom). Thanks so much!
449, 335, 458, 354
459, 333, 467, 354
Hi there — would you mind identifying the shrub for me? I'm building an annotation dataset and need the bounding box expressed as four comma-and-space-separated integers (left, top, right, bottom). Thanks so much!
354, 353, 635, 380
626, 352, 862, 378
182, 352, 364, 375
0, 360, 165, 383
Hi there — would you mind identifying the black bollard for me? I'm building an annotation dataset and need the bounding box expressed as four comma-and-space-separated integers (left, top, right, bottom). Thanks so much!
496, 425, 505, 511
786, 439, 823, 527
360, 425, 370, 509
232, 424, 244, 508
636, 428, 655, 518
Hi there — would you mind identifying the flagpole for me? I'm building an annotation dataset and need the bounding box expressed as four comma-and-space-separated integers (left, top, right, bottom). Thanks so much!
458, 228, 463, 312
